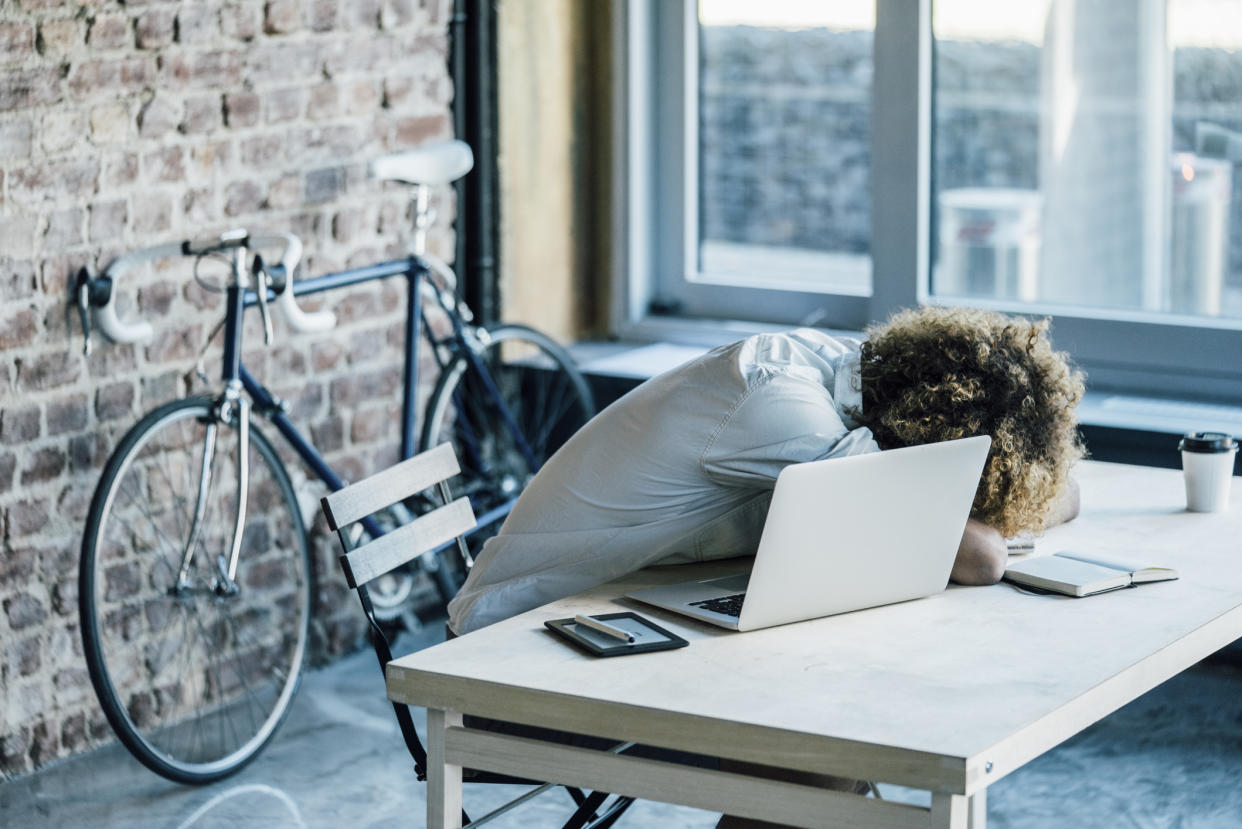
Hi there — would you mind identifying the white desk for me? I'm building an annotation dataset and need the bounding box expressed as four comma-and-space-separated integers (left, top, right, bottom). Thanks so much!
387, 461, 1242, 828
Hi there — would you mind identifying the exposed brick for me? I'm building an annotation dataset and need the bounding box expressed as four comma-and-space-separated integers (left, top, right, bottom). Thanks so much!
266, 174, 300, 208
0, 728, 32, 774
6, 636, 42, 678
95, 381, 135, 421
309, 0, 337, 32
59, 713, 87, 755
332, 206, 366, 243
311, 340, 343, 372
380, 0, 416, 30
29, 721, 59, 767
223, 91, 260, 127
138, 94, 181, 138
263, 87, 305, 123
47, 394, 89, 435
0, 405, 40, 444
176, 4, 219, 43
240, 133, 282, 167
394, 114, 449, 148
245, 41, 319, 83
189, 140, 231, 179
346, 0, 381, 29
382, 75, 415, 109
22, 446, 66, 485
0, 21, 35, 57
9, 159, 99, 204
264, 0, 302, 34
17, 353, 81, 392
67, 57, 155, 98
221, 1, 263, 40
143, 146, 185, 183
141, 370, 181, 407
0, 66, 62, 110
144, 325, 200, 363
224, 180, 264, 216
329, 366, 400, 406
37, 18, 82, 56
343, 79, 380, 116
101, 152, 138, 190
305, 167, 344, 204
0, 214, 40, 259
0, 119, 34, 160
131, 191, 172, 234
350, 404, 398, 443
181, 94, 222, 134
159, 49, 244, 89
68, 433, 108, 474
43, 207, 85, 250
88, 199, 127, 243
311, 414, 344, 453
89, 103, 131, 144
6, 500, 49, 538
135, 7, 175, 49
40, 109, 83, 154
0, 307, 38, 349
87, 12, 131, 50
138, 280, 176, 315
307, 82, 338, 119
0, 452, 15, 494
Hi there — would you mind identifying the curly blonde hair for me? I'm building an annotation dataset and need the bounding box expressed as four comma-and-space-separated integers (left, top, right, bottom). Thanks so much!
854, 307, 1085, 537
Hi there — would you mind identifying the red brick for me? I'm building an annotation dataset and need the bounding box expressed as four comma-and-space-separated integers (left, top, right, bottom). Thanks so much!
17, 353, 81, 392
224, 180, 264, 216
131, 191, 172, 234
1, 22, 35, 59
0, 66, 62, 110
67, 57, 155, 98
144, 325, 200, 363
44, 207, 85, 250
159, 49, 244, 89
350, 404, 398, 443
138, 280, 176, 315
0, 214, 39, 259
311, 415, 344, 453
221, 1, 263, 40
5, 500, 49, 538
264, 0, 302, 34
329, 366, 400, 406
135, 7, 175, 49
37, 18, 82, 56
223, 91, 260, 127
0, 307, 38, 349
143, 146, 185, 183
176, 4, 219, 43
0, 119, 34, 159
181, 94, 222, 134
309, 0, 337, 31
47, 394, 89, 436
263, 87, 305, 123
69, 433, 109, 473
22, 446, 66, 484
10, 159, 99, 204
0, 405, 40, 444
311, 340, 343, 371
240, 133, 282, 166
95, 381, 135, 421
138, 94, 181, 138
89, 199, 128, 243
87, 12, 131, 50
343, 79, 380, 116
394, 114, 449, 148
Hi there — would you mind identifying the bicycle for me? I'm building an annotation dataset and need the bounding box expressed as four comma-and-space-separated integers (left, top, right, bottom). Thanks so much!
73, 140, 596, 784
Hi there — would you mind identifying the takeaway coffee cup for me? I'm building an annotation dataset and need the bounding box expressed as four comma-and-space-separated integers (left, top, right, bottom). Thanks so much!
1179, 432, 1238, 513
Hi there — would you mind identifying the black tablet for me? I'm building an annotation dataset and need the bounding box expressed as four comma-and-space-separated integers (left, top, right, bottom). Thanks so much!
545, 612, 689, 657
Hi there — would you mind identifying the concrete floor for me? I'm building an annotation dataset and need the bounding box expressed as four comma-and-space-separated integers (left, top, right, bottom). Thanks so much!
4, 623, 1242, 828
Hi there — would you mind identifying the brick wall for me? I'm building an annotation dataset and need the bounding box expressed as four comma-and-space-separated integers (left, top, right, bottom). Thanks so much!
0, 0, 455, 777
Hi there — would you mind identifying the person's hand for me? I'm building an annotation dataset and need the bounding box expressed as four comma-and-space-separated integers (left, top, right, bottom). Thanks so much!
950, 518, 1007, 585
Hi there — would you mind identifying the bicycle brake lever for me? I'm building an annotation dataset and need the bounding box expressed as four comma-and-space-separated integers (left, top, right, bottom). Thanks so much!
252, 253, 275, 346
75, 267, 94, 356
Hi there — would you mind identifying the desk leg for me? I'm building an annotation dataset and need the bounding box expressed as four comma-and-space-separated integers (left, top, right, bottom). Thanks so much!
930, 793, 967, 829
427, 709, 463, 829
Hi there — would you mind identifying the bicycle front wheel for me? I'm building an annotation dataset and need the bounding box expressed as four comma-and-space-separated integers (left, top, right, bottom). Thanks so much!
421, 324, 596, 554
79, 395, 312, 784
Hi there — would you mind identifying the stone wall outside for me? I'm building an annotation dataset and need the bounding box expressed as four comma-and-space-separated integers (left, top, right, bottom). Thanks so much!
0, 0, 455, 777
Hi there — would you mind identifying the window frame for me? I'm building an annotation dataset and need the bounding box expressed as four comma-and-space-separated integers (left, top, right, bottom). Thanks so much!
612, 0, 1242, 401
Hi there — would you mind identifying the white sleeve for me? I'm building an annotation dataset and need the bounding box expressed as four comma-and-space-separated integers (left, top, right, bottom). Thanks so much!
700, 371, 880, 488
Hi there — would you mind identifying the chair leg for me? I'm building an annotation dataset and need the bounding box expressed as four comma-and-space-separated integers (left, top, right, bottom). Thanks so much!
560, 790, 610, 829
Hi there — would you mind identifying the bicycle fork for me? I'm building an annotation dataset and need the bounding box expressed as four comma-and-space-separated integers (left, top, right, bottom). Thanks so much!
175, 385, 251, 596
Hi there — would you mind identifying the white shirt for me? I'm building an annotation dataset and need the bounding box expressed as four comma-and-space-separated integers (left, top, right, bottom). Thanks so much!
447, 329, 881, 633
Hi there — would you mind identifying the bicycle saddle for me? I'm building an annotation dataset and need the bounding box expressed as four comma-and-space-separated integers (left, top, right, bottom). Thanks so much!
370, 139, 475, 185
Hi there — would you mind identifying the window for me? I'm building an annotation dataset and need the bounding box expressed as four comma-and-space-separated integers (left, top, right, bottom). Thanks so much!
619, 0, 1242, 400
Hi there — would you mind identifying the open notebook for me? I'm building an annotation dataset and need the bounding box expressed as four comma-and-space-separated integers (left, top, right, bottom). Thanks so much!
1004, 552, 1178, 597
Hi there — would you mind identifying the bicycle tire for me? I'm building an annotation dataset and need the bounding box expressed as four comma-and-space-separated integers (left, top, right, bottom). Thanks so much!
420, 324, 596, 586
79, 395, 312, 784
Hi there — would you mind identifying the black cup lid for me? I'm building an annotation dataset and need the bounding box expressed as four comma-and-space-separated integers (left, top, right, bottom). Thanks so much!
1179, 432, 1237, 453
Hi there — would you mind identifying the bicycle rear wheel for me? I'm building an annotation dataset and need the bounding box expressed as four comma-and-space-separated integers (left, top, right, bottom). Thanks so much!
79, 395, 312, 784
421, 324, 596, 579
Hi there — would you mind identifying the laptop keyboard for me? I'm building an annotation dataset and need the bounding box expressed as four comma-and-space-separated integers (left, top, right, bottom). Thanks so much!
690, 593, 746, 617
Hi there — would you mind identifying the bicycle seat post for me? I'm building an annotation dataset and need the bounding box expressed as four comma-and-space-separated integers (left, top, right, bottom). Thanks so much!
411, 183, 434, 257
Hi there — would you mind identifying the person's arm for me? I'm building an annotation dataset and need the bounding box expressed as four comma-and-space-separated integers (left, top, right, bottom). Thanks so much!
950, 518, 1007, 585
1045, 477, 1080, 527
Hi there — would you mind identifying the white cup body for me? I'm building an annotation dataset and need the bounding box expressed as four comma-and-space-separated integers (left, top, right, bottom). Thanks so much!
1181, 447, 1237, 512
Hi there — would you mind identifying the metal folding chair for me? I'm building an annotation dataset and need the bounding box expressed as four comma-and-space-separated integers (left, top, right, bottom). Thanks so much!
320, 442, 634, 828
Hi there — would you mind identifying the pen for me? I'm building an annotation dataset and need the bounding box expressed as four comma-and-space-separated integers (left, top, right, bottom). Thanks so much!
574, 614, 635, 644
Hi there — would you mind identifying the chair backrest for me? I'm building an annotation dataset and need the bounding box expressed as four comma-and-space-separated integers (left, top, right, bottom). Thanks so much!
321, 442, 476, 589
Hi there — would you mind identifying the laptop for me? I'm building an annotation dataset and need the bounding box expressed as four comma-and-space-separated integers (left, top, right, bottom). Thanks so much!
625, 435, 991, 632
